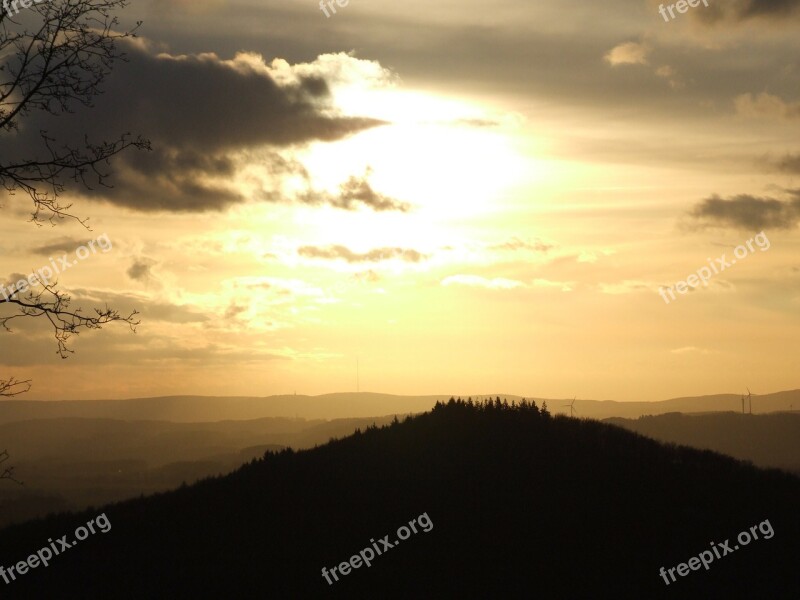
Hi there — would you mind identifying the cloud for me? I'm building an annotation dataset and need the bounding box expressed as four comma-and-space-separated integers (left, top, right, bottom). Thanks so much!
655, 65, 683, 89
441, 274, 526, 290
531, 278, 575, 292
691, 0, 800, 25
29, 237, 92, 257
67, 289, 207, 324
224, 304, 248, 320
298, 245, 426, 263
577, 249, 615, 264
774, 153, 800, 174
604, 42, 649, 66
488, 237, 553, 253
598, 280, 652, 295
1, 42, 389, 213
670, 346, 715, 355
296, 170, 410, 212
440, 274, 574, 291
127, 258, 158, 283
353, 270, 381, 283
688, 191, 800, 230
735, 93, 800, 120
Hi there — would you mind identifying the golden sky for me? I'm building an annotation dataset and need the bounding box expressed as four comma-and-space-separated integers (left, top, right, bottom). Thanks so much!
2, 0, 800, 401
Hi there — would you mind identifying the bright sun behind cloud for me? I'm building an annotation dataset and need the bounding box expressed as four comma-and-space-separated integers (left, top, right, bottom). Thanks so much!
295, 88, 533, 248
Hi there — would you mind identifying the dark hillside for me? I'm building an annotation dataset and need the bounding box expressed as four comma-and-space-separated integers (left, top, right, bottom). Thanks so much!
0, 399, 797, 599
606, 412, 800, 473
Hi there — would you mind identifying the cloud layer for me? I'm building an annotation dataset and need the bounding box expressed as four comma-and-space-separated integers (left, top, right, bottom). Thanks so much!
2, 42, 389, 213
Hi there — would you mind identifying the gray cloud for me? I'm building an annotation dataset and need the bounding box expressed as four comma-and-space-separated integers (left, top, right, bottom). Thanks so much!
691, 0, 800, 24
775, 153, 800, 173
688, 191, 800, 230
1, 41, 386, 213
296, 171, 410, 212
298, 245, 426, 263
127, 258, 158, 283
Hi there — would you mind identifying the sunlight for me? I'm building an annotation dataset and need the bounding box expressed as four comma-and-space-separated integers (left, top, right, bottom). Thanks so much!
293, 88, 533, 248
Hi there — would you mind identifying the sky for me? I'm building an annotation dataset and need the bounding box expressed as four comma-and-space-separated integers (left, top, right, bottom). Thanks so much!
1, 0, 800, 401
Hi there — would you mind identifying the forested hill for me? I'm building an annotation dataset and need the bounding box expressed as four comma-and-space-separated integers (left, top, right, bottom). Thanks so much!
1, 399, 797, 598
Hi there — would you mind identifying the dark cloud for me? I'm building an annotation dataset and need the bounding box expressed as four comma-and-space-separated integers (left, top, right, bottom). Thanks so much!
296, 172, 410, 212
688, 191, 800, 230
298, 245, 426, 263
692, 0, 800, 24
1, 41, 386, 213
775, 153, 800, 174
127, 258, 158, 283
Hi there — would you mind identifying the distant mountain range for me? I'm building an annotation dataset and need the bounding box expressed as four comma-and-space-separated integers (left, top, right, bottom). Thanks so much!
1, 389, 798, 423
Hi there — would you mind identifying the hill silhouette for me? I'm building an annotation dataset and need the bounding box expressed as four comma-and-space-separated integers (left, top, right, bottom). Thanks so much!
607, 412, 800, 474
0, 398, 797, 598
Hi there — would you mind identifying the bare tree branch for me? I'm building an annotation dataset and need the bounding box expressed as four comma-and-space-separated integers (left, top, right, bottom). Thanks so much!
0, 377, 32, 396
0, 278, 139, 358
0, 3, 146, 486
0, 0, 151, 226
0, 449, 22, 484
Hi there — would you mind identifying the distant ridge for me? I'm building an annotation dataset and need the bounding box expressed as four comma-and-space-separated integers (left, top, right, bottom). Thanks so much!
1, 389, 798, 424
0, 393, 449, 424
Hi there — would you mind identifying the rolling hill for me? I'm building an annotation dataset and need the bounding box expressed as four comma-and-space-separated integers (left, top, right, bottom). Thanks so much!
0, 399, 797, 598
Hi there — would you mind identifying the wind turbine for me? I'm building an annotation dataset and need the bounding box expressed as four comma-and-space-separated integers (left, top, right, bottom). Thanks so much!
564, 397, 577, 418
747, 387, 752, 414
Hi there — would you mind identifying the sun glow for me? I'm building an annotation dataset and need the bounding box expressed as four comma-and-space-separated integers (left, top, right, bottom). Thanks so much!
291, 88, 532, 247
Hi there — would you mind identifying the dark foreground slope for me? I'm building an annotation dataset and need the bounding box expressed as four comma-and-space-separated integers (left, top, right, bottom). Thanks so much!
606, 412, 800, 474
0, 399, 798, 599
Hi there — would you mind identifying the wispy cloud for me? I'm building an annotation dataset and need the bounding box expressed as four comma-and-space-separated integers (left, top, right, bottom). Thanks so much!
735, 93, 800, 120
298, 245, 426, 263
441, 275, 573, 291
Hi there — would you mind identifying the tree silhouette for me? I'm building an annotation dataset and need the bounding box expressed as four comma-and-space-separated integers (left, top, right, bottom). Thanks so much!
0, 0, 149, 225
1, 2, 148, 483
0, 0, 148, 400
